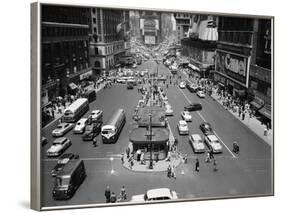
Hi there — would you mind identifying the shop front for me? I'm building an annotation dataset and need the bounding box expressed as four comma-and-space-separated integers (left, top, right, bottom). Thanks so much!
187, 63, 201, 78
129, 127, 169, 161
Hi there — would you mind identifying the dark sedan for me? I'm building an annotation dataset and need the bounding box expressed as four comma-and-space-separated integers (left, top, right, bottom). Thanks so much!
51, 153, 79, 177
184, 103, 202, 111
82, 121, 102, 141
199, 122, 213, 135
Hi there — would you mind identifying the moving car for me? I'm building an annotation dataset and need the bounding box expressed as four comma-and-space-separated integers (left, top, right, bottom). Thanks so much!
179, 81, 186, 89
184, 103, 202, 111
127, 81, 134, 89
82, 121, 102, 141
52, 123, 74, 137
189, 134, 205, 153
132, 63, 137, 68
116, 77, 126, 84
47, 137, 72, 157
177, 120, 189, 135
90, 109, 103, 121
131, 188, 178, 202
204, 134, 223, 153
197, 90, 206, 98
165, 104, 173, 116
73, 118, 88, 134
181, 111, 192, 122
188, 84, 198, 92
51, 153, 79, 177
199, 122, 213, 135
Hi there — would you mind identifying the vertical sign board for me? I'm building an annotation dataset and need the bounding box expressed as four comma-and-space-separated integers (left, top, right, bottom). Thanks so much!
215, 50, 250, 87
145, 36, 156, 44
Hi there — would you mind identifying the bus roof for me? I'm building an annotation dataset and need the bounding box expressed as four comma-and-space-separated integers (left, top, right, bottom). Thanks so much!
105, 109, 125, 127
64, 98, 88, 114
56, 159, 84, 177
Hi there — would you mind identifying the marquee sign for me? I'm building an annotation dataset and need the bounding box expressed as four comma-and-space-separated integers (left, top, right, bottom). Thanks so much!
215, 50, 250, 86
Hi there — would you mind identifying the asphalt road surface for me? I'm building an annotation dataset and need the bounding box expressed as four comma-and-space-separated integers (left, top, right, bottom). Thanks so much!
41, 59, 272, 208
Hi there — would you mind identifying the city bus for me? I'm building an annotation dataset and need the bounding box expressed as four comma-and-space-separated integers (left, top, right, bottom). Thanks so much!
101, 109, 126, 143
63, 98, 89, 123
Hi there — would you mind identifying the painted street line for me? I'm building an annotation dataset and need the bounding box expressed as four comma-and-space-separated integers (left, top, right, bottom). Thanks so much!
213, 131, 236, 158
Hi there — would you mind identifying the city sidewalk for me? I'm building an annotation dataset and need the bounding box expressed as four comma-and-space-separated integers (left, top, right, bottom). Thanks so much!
43, 81, 107, 129
122, 151, 183, 173
211, 93, 273, 146
180, 69, 273, 146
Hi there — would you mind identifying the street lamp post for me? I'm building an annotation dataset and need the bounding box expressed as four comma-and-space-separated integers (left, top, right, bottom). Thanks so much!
148, 112, 153, 169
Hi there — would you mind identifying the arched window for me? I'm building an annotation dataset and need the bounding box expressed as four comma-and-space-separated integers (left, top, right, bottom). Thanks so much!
94, 61, 100, 67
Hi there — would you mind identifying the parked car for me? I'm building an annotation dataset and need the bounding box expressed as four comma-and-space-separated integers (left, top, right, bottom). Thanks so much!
131, 188, 178, 202
184, 103, 202, 111
189, 134, 205, 153
181, 111, 192, 122
197, 90, 206, 98
199, 122, 213, 135
188, 84, 198, 92
90, 109, 103, 121
51, 153, 79, 177
73, 118, 88, 134
165, 104, 173, 116
177, 120, 189, 135
204, 134, 223, 153
52, 123, 74, 137
179, 81, 186, 89
47, 137, 72, 157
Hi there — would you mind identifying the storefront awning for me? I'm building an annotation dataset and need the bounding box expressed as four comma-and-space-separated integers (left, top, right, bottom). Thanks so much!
250, 100, 263, 109
258, 107, 271, 120
68, 82, 78, 90
129, 127, 169, 145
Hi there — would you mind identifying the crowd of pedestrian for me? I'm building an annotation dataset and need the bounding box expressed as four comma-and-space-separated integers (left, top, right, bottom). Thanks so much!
104, 185, 127, 203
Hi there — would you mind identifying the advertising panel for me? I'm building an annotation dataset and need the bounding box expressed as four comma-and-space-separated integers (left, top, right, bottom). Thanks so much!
215, 50, 250, 86
145, 35, 156, 44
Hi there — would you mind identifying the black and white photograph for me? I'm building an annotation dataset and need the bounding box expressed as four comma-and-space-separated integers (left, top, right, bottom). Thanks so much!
31, 1, 273, 210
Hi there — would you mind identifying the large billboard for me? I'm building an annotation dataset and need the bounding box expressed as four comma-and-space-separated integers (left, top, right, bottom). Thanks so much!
144, 35, 156, 44
215, 50, 250, 87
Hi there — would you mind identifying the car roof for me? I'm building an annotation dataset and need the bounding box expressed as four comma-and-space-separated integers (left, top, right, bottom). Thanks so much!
59, 153, 74, 159
207, 135, 218, 141
91, 109, 101, 113
179, 120, 187, 125
146, 188, 172, 198
54, 137, 67, 143
191, 134, 202, 140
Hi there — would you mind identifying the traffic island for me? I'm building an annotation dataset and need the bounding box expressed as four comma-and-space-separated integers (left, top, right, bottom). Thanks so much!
122, 152, 183, 173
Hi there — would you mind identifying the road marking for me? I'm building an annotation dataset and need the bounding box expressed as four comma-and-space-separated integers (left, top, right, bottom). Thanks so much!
213, 131, 236, 158
42, 156, 121, 162
166, 69, 236, 158
178, 88, 207, 122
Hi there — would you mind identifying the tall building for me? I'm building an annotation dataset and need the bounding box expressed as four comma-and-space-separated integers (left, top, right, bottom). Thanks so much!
139, 11, 162, 45
41, 5, 91, 106
214, 16, 254, 98
248, 19, 272, 123
89, 8, 131, 75
173, 13, 191, 45
181, 15, 218, 78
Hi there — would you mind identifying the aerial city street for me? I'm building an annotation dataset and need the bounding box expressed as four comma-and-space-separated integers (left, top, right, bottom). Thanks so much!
40, 5, 273, 208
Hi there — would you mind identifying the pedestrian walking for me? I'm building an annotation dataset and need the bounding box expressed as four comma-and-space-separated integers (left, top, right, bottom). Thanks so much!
183, 153, 188, 164
126, 147, 130, 158
209, 150, 214, 160
120, 186, 127, 201
195, 158, 200, 172
121, 154, 124, 164
205, 151, 211, 163
104, 186, 111, 203
92, 137, 97, 147
51, 108, 55, 118
264, 126, 268, 136
232, 141, 239, 154
171, 165, 176, 179
165, 151, 171, 162
110, 192, 117, 203
213, 159, 218, 172
167, 165, 172, 178
242, 112, 245, 120
238, 108, 242, 117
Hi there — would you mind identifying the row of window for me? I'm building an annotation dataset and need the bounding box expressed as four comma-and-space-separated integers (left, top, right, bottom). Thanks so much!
42, 27, 89, 38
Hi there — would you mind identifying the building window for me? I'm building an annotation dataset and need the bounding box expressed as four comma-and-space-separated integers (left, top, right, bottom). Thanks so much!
95, 47, 99, 55
93, 27, 97, 33
94, 61, 100, 67
93, 18, 96, 24
92, 8, 96, 14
